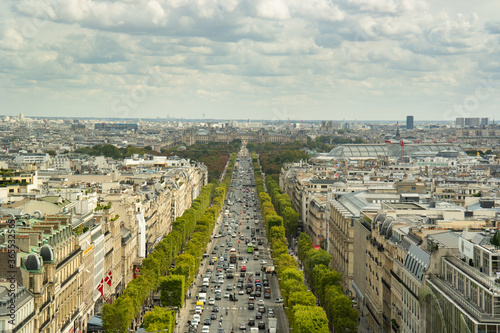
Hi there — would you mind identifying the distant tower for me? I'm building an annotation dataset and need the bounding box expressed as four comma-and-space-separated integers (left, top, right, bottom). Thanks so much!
406, 115, 414, 130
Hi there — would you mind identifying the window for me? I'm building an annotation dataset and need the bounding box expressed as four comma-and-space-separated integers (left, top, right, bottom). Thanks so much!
29, 277, 34, 290
412, 187, 416, 190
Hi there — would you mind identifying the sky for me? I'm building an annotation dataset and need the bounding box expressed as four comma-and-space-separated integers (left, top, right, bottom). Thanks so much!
0, 0, 499, 122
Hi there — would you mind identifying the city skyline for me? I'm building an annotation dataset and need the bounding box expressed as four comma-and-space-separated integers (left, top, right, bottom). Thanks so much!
0, 0, 499, 120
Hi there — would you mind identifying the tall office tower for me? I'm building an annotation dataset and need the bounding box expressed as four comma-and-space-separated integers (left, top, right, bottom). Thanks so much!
406, 115, 414, 129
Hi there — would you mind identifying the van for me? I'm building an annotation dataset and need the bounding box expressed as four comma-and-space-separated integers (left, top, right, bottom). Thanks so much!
198, 293, 207, 303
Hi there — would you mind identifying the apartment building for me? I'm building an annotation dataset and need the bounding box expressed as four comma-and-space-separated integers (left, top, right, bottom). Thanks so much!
0, 215, 83, 333
424, 228, 500, 332
0, 281, 36, 333
306, 195, 328, 246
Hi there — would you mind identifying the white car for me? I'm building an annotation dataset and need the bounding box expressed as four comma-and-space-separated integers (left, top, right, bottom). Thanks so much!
260, 260, 267, 265
208, 298, 215, 305
202, 325, 210, 333
195, 306, 203, 314
224, 292, 230, 298
192, 314, 201, 326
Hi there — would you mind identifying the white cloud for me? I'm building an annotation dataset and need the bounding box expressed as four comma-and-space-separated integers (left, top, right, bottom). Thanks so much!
1, 0, 499, 120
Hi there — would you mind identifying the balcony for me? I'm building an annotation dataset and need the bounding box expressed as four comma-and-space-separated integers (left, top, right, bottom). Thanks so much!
446, 257, 497, 290
56, 248, 81, 269
428, 275, 494, 321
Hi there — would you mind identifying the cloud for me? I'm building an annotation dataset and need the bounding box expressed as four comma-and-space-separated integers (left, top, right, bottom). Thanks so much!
1, 0, 499, 120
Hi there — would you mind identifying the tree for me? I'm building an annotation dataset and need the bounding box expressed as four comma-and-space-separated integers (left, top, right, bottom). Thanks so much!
160, 275, 185, 308
288, 290, 317, 308
292, 305, 329, 333
266, 214, 283, 229
491, 231, 500, 246
102, 296, 135, 333
283, 207, 299, 239
281, 267, 304, 284
298, 233, 313, 262
304, 249, 332, 277
323, 285, 359, 332
143, 307, 175, 332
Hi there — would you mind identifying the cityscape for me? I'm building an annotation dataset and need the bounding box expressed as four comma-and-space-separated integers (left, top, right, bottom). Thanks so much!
1, 0, 499, 332
0, 115, 498, 333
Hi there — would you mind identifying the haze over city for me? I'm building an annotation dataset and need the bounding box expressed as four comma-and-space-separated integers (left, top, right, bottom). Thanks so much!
0, 0, 499, 120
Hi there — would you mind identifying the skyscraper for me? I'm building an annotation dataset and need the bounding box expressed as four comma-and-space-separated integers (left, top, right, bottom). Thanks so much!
406, 115, 414, 130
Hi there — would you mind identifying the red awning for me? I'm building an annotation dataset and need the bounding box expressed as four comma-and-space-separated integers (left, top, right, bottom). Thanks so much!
312, 241, 320, 250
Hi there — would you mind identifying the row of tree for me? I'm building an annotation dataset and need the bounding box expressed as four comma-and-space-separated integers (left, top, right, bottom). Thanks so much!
252, 153, 329, 333
74, 144, 156, 159
264, 175, 299, 242
102, 152, 238, 332
297, 233, 359, 332
254, 151, 359, 332
163, 141, 242, 181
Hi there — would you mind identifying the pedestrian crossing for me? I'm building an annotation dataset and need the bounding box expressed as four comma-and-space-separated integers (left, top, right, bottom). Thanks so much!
207, 305, 275, 311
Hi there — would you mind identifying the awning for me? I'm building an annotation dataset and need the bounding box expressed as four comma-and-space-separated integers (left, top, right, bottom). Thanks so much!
87, 316, 103, 332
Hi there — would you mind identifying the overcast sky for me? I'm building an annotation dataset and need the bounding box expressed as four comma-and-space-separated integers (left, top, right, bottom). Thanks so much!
0, 0, 499, 121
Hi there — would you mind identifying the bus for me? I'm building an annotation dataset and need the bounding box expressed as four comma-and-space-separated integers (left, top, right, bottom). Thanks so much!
230, 248, 237, 263
247, 243, 254, 254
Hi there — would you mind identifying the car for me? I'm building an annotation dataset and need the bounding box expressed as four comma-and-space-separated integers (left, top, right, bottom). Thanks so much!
255, 271, 260, 276
212, 250, 217, 254
255, 312, 262, 320
210, 313, 217, 320
195, 306, 203, 314
220, 243, 225, 247
218, 329, 225, 333
248, 318, 255, 326
224, 292, 230, 298
258, 306, 265, 313
257, 300, 265, 306
260, 260, 267, 265
193, 314, 201, 325
268, 308, 275, 317
248, 303, 254, 310
258, 321, 266, 329
215, 245, 219, 250
215, 293, 221, 300
208, 298, 215, 305
201, 286, 207, 292
215, 287, 221, 294
204, 318, 211, 325
226, 284, 233, 291
202, 326, 210, 333
212, 306, 219, 312
275, 297, 283, 303
239, 289, 244, 295
264, 292, 270, 299
239, 323, 247, 330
